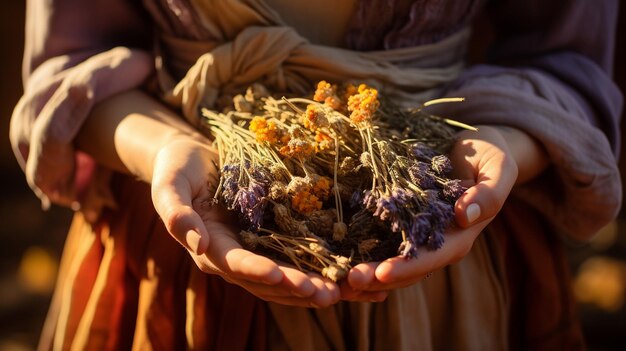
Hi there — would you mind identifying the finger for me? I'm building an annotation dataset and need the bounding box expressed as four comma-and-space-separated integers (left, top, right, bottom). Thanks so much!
209, 245, 285, 285
454, 148, 517, 228
340, 281, 389, 302
200, 221, 286, 285
307, 274, 340, 308
346, 262, 378, 291
248, 275, 338, 308
224, 277, 310, 299
275, 266, 317, 297
222, 267, 334, 304
152, 177, 210, 255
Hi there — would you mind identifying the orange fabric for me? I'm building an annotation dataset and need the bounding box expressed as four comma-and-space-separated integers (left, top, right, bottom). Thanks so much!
39, 174, 267, 351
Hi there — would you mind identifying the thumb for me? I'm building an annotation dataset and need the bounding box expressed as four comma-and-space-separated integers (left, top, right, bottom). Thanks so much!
151, 176, 210, 255
454, 145, 518, 228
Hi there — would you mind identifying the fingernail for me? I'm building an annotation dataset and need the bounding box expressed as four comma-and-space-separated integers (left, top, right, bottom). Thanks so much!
186, 230, 202, 254
466, 203, 481, 224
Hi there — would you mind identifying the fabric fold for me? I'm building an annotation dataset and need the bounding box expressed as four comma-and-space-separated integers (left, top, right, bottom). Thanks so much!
10, 47, 153, 214
160, 25, 471, 127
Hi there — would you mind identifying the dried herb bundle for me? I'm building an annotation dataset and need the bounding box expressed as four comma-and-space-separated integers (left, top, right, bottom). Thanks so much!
202, 81, 471, 281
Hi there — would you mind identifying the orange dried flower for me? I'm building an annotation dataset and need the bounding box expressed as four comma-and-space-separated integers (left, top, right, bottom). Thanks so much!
279, 138, 315, 159
311, 175, 332, 200
303, 104, 329, 131
249, 116, 280, 143
314, 131, 334, 151
347, 84, 379, 125
292, 190, 322, 214
324, 95, 342, 110
313, 80, 335, 102
314, 80, 346, 111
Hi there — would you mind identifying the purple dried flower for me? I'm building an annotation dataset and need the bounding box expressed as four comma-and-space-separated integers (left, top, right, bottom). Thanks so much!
372, 187, 419, 236
427, 230, 445, 250
398, 239, 418, 258
220, 163, 241, 208
246, 202, 266, 231
233, 179, 268, 230
362, 190, 378, 210
373, 196, 398, 222
408, 213, 432, 246
391, 187, 413, 204
399, 213, 434, 258
234, 182, 261, 210
222, 176, 240, 208
431, 155, 452, 175
408, 161, 436, 189
422, 189, 440, 204
390, 218, 408, 233
411, 142, 438, 160
427, 200, 455, 233
222, 164, 240, 174
249, 165, 272, 185
442, 179, 466, 202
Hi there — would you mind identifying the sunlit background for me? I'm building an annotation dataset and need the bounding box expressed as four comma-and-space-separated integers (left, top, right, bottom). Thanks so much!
1, 2, 625, 350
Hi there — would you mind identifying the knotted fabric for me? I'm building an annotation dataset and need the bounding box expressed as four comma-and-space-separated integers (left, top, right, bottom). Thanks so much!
156, 0, 470, 128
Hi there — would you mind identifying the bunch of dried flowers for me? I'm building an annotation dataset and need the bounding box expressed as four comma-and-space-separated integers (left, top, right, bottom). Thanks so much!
202, 81, 473, 282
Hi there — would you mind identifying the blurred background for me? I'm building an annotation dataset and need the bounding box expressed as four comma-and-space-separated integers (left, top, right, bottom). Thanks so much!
1, 2, 625, 350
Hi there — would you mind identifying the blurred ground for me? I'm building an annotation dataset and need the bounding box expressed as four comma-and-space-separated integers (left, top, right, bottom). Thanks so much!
1, 2, 625, 350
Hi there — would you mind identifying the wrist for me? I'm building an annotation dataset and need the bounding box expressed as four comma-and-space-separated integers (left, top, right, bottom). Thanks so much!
487, 125, 549, 185
148, 135, 216, 183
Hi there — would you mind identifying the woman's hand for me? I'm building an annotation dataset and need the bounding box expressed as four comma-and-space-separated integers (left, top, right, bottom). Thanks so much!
78, 90, 340, 308
150, 138, 341, 307
341, 125, 547, 299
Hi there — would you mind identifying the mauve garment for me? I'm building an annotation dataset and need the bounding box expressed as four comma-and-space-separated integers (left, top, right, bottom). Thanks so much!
9, 0, 622, 350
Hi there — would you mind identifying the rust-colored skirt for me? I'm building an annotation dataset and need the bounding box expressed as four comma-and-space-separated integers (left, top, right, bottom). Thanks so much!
39, 175, 267, 350
39, 174, 585, 350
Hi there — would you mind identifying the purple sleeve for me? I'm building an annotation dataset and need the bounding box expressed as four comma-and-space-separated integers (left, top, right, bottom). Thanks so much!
10, 0, 154, 211
430, 0, 623, 241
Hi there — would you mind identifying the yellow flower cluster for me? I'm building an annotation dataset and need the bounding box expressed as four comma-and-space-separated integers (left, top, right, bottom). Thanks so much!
303, 104, 329, 131
313, 80, 342, 110
289, 175, 332, 214
347, 84, 379, 124
292, 190, 322, 214
249, 116, 280, 143
314, 130, 334, 151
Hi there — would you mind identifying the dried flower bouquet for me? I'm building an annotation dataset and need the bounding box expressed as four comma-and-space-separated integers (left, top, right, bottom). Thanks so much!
202, 81, 473, 282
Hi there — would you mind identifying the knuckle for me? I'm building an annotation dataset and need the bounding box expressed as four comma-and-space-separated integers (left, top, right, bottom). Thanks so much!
162, 206, 193, 232
480, 190, 503, 217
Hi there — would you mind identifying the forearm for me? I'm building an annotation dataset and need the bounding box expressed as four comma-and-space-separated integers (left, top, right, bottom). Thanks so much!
75, 89, 208, 183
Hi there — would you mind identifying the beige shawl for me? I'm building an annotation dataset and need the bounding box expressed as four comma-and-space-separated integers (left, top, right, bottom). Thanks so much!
158, 0, 469, 128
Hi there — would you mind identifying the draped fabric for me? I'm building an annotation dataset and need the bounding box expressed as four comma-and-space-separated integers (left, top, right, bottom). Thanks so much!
10, 0, 621, 350
157, 1, 470, 128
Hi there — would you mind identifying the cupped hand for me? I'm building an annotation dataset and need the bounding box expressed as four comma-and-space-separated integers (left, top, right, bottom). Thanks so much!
150, 138, 340, 307
341, 125, 519, 298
